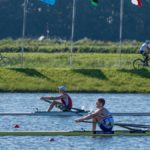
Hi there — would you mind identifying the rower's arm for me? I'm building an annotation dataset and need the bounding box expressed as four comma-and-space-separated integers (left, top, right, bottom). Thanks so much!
75, 109, 100, 122
41, 95, 64, 100
50, 95, 64, 100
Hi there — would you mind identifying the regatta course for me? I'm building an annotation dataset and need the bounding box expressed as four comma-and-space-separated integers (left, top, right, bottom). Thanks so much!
0, 0, 150, 149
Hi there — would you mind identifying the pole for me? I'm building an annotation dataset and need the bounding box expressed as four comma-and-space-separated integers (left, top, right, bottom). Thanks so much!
21, 0, 28, 67
46, 23, 50, 39
119, 0, 124, 67
70, 0, 76, 65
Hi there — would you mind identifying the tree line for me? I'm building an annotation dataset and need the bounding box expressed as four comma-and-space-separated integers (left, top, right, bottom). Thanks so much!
0, 0, 149, 41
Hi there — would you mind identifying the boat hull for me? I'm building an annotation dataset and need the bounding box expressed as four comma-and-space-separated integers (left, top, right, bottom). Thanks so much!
0, 111, 88, 116
0, 130, 149, 136
0, 112, 150, 116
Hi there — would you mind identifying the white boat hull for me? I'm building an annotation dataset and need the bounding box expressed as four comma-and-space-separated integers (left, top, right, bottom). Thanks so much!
0, 111, 88, 116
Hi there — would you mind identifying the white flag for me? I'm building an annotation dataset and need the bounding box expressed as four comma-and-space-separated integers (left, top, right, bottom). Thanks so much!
131, 0, 142, 7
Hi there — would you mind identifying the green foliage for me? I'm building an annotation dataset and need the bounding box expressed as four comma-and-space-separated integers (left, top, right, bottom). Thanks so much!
0, 0, 150, 41
0, 39, 141, 53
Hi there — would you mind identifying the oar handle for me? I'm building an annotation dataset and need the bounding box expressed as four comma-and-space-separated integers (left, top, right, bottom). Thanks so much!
41, 99, 52, 104
81, 121, 150, 129
82, 121, 96, 123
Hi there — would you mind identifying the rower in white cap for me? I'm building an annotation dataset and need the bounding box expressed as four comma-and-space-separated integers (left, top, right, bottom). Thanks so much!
41, 86, 73, 112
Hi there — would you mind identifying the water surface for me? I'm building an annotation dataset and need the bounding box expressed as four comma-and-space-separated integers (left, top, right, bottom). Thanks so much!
0, 93, 150, 150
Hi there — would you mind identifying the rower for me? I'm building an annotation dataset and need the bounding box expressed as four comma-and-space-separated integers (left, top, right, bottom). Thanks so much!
75, 98, 114, 133
41, 86, 73, 112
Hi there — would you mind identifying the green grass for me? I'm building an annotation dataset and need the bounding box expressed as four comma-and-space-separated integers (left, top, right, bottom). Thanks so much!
0, 53, 141, 69
0, 68, 150, 93
0, 52, 149, 93
0, 39, 141, 53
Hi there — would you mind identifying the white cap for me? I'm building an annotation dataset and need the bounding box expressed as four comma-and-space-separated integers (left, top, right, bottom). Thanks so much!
58, 86, 66, 91
145, 40, 150, 44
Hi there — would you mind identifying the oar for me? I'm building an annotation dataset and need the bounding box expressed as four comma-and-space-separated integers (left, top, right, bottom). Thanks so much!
42, 99, 52, 104
82, 121, 150, 129
81, 121, 147, 132
82, 121, 94, 123
71, 107, 88, 112
115, 123, 150, 129
41, 99, 88, 113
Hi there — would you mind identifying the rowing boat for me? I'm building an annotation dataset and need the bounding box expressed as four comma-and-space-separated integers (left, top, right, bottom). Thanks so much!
0, 111, 150, 116
0, 111, 88, 116
0, 130, 149, 136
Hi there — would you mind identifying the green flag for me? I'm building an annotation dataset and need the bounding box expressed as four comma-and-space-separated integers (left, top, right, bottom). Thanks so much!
90, 0, 99, 6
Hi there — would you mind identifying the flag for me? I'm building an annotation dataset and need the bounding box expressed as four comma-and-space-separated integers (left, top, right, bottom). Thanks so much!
131, 0, 142, 7
90, 0, 99, 7
40, 0, 56, 6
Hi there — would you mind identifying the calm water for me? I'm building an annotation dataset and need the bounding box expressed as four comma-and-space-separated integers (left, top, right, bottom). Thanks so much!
0, 93, 150, 150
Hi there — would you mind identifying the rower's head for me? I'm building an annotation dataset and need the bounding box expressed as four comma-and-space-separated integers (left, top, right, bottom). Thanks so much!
58, 86, 66, 93
145, 40, 150, 44
96, 98, 105, 108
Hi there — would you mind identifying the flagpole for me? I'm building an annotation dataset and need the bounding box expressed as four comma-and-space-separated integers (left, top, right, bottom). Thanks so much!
119, 0, 124, 68
70, 0, 76, 66
21, 0, 28, 68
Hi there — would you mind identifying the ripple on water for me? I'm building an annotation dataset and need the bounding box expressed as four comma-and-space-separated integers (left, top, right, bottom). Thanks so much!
0, 136, 150, 150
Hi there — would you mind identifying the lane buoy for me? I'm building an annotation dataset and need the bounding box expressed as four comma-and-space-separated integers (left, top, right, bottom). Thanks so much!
13, 124, 20, 128
49, 138, 55, 142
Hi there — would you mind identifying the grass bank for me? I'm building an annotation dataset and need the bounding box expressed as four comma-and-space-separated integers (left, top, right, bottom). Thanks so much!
0, 39, 140, 53
0, 53, 140, 68
0, 68, 150, 93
